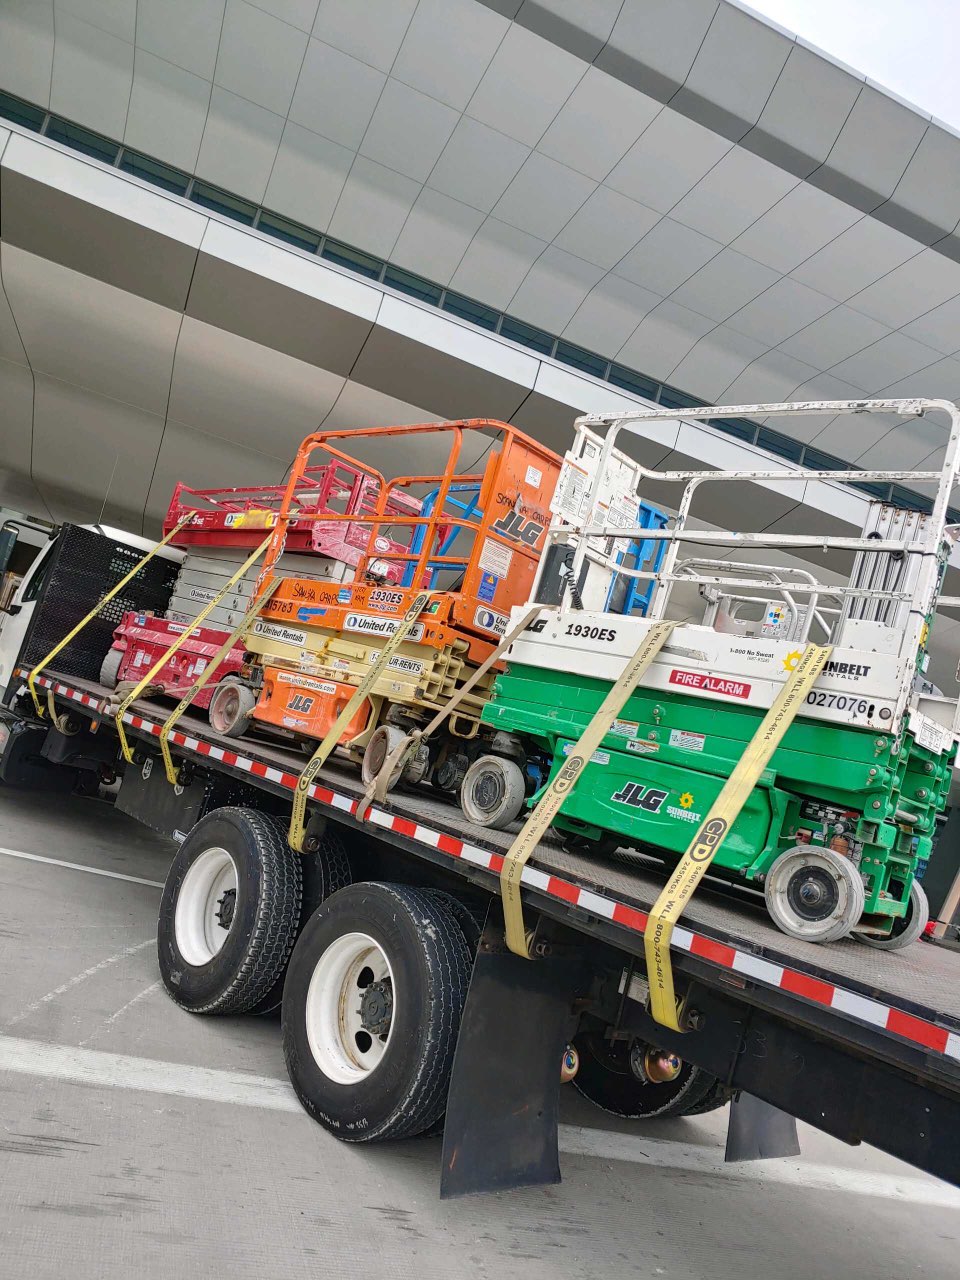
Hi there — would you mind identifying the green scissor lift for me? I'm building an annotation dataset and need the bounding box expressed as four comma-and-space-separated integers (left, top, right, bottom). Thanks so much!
457, 399, 960, 951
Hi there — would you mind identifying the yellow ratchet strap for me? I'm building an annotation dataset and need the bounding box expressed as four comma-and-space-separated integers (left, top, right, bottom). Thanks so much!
500, 621, 677, 959
157, 579, 281, 784
27, 513, 194, 717
356, 604, 552, 820
645, 642, 832, 1032
288, 591, 435, 853
114, 534, 274, 763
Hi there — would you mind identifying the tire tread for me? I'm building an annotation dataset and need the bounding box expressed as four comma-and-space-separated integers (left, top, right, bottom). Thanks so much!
161, 807, 302, 1016
283, 882, 471, 1143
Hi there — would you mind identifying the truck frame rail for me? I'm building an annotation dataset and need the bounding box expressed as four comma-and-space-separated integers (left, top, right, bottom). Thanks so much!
19, 667, 960, 1074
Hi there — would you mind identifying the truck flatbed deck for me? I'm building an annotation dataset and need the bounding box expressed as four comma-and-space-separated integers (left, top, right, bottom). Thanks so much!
24, 667, 960, 1093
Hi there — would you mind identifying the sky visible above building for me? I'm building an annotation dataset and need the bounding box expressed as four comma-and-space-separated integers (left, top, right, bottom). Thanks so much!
751, 0, 960, 129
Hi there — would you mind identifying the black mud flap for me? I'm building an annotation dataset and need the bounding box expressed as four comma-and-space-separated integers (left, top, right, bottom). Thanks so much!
440, 913, 584, 1198
725, 1091, 801, 1162
115, 751, 210, 841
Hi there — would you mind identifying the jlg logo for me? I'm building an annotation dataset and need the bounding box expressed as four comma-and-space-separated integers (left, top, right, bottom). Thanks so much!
491, 510, 544, 548
288, 694, 314, 714
611, 782, 668, 812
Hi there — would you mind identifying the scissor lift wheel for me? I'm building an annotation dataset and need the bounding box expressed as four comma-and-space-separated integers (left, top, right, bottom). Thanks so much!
857, 879, 929, 951
99, 647, 122, 690
460, 755, 526, 829
360, 725, 407, 792
764, 846, 865, 943
209, 679, 256, 738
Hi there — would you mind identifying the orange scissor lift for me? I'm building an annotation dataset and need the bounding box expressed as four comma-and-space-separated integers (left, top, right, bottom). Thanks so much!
215, 420, 562, 798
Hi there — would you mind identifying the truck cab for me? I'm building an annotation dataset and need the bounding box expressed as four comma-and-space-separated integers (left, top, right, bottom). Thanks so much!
0, 522, 181, 704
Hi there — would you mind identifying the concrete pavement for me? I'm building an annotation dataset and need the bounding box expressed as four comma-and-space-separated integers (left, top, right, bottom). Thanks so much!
0, 787, 956, 1280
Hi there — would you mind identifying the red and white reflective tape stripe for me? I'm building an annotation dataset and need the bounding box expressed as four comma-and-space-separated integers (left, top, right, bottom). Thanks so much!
347, 804, 960, 1063
26, 669, 960, 1067
44, 680, 103, 712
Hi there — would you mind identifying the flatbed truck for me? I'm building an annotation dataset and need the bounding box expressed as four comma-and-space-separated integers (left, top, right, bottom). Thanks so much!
2, 450, 960, 1197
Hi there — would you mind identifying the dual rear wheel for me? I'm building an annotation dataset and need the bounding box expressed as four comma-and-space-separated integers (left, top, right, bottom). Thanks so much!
158, 808, 476, 1138
159, 807, 723, 1142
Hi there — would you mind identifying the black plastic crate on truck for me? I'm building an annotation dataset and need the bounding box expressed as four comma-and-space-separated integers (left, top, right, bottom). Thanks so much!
14, 525, 178, 685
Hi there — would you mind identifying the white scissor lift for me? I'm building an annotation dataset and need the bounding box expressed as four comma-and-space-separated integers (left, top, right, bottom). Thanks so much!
486, 399, 960, 949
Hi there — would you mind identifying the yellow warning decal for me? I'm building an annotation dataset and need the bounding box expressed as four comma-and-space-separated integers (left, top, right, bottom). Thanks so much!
226, 508, 277, 529
644, 642, 832, 1031
499, 621, 677, 958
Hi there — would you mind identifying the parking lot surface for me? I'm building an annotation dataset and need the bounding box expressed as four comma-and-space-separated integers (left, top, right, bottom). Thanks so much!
1, 788, 956, 1280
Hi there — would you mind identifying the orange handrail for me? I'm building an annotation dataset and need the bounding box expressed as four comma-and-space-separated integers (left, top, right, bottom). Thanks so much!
255, 418, 558, 597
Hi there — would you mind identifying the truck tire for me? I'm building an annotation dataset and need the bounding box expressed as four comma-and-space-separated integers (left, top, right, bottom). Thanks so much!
209, 679, 256, 738
422, 888, 483, 952
856, 879, 929, 951
99, 647, 123, 690
246, 818, 353, 1017
158, 807, 302, 1015
416, 889, 483, 1139
572, 1032, 720, 1119
282, 882, 471, 1142
679, 1079, 729, 1116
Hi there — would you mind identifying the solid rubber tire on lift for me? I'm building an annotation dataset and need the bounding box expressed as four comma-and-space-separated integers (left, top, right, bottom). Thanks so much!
99, 647, 123, 690
460, 754, 526, 829
246, 817, 354, 1016
158, 807, 302, 1015
208, 679, 256, 738
360, 725, 407, 792
572, 1032, 722, 1119
282, 882, 472, 1142
763, 845, 865, 944
856, 879, 929, 951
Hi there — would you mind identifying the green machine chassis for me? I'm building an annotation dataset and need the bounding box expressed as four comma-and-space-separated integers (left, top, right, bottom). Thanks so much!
483, 662, 954, 922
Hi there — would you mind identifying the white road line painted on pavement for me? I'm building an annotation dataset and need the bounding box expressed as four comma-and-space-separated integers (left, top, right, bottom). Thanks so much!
0, 845, 165, 888
0, 1035, 299, 1111
2, 941, 154, 1030
80, 981, 163, 1048
0, 1034, 957, 1208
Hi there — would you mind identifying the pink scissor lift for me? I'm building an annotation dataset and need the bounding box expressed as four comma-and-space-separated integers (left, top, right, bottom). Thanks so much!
100, 461, 421, 711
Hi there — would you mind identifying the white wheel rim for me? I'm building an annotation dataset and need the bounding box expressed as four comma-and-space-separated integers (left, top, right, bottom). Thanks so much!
304, 932, 396, 1084
175, 846, 238, 966
468, 762, 507, 818
766, 850, 859, 939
